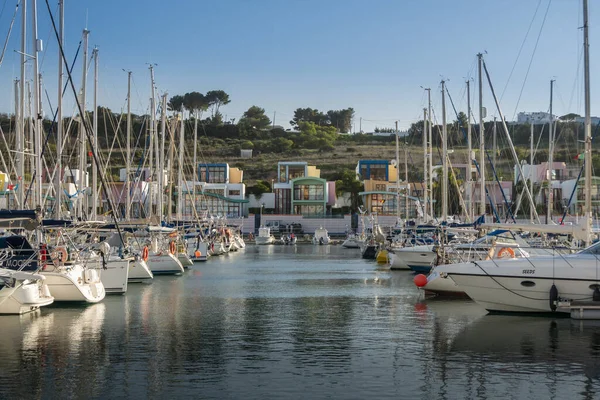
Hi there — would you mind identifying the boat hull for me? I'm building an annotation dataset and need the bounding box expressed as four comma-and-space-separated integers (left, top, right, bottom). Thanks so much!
0, 281, 54, 314
41, 265, 105, 303
146, 253, 185, 275
128, 259, 153, 282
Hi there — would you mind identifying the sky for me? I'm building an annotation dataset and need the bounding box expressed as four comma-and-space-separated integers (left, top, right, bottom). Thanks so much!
0, 0, 596, 132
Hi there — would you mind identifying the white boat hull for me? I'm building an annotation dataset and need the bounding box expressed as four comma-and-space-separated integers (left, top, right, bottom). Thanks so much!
178, 253, 194, 267
41, 265, 105, 303
421, 269, 465, 296
188, 241, 209, 262
128, 259, 153, 282
388, 251, 409, 270
100, 259, 130, 294
146, 253, 184, 275
0, 280, 54, 314
255, 236, 275, 245
437, 254, 600, 313
341, 238, 362, 249
395, 245, 436, 271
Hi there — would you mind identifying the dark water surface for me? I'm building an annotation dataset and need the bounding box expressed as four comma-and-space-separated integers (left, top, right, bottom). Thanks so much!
1, 245, 600, 399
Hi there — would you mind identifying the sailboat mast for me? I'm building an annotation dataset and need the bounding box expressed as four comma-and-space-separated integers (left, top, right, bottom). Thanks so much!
547, 79, 555, 224
91, 47, 98, 219
404, 141, 409, 220
78, 29, 89, 219
530, 123, 534, 223
125, 71, 131, 220
395, 121, 400, 221
177, 108, 184, 221
159, 93, 167, 218
148, 64, 156, 219
193, 111, 198, 218
426, 88, 433, 219
31, 0, 43, 211
466, 80, 473, 222
422, 107, 428, 221
17, 0, 26, 208
583, 0, 592, 245
55, 0, 63, 219
441, 80, 448, 221
477, 53, 486, 217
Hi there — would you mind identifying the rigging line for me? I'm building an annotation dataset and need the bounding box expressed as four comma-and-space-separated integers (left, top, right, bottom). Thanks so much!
500, 0, 543, 102
0, 0, 19, 68
511, 0, 553, 121
44, 0, 126, 245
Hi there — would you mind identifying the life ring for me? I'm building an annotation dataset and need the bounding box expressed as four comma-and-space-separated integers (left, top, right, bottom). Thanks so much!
169, 241, 176, 255
51, 246, 68, 263
142, 246, 149, 262
497, 247, 516, 259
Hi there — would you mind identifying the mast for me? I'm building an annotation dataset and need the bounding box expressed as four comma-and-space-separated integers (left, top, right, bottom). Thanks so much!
441, 80, 448, 221
478, 53, 486, 217
583, 0, 592, 245
547, 79, 555, 224
193, 111, 198, 218
148, 64, 156, 219
177, 107, 184, 221
125, 71, 131, 220
466, 80, 473, 222
17, 0, 26, 208
425, 88, 433, 219
91, 47, 98, 219
78, 29, 89, 219
422, 107, 428, 221
395, 121, 400, 221
55, 0, 63, 218
404, 140, 409, 220
530, 123, 534, 223
492, 117, 497, 174
27, 81, 33, 209
159, 93, 167, 219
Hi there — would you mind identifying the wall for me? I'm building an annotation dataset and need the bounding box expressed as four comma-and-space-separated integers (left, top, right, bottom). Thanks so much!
229, 168, 243, 184
307, 165, 320, 178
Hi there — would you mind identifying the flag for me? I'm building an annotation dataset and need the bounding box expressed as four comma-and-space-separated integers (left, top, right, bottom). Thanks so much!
574, 153, 584, 160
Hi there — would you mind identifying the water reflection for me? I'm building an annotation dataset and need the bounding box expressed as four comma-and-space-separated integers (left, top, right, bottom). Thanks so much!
1, 246, 600, 399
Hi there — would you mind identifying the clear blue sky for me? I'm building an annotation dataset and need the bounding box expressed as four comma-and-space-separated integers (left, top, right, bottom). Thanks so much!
0, 0, 596, 132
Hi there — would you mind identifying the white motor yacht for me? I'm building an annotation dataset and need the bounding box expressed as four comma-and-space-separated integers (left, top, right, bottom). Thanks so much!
312, 227, 331, 245
435, 241, 600, 314
255, 227, 275, 245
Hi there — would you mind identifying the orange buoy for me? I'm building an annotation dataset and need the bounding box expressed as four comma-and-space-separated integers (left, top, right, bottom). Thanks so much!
414, 274, 428, 288
497, 247, 516, 259
194, 250, 201, 258
169, 241, 176, 255
142, 246, 149, 262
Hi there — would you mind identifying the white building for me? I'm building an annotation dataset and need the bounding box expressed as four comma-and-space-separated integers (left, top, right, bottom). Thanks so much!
516, 112, 559, 125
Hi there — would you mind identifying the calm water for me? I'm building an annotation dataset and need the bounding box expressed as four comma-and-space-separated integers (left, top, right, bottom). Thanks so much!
1, 245, 600, 399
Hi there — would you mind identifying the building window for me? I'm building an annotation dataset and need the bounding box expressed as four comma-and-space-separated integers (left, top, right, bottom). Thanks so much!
371, 164, 387, 181
360, 165, 368, 180
275, 188, 291, 214
375, 184, 386, 191
293, 184, 324, 200
229, 189, 240, 196
208, 166, 226, 183
288, 166, 305, 181
279, 165, 287, 182
294, 204, 325, 216
199, 167, 207, 182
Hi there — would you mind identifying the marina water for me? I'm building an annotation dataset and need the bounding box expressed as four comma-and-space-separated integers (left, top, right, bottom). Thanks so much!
1, 245, 600, 399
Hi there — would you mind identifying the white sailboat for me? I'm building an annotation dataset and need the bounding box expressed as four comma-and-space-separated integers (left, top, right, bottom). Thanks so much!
0, 269, 53, 315
255, 226, 275, 245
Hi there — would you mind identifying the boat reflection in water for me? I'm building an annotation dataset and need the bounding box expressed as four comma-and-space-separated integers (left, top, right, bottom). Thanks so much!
445, 316, 600, 396
0, 304, 108, 399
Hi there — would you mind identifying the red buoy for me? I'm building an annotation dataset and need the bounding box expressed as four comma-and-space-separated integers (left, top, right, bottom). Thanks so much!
414, 274, 428, 288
